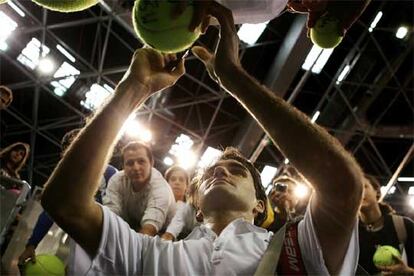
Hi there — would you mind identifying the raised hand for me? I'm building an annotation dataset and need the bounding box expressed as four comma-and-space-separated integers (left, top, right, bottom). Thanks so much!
191, 2, 240, 83
123, 48, 186, 95
376, 255, 414, 275
287, 0, 371, 36
18, 245, 36, 265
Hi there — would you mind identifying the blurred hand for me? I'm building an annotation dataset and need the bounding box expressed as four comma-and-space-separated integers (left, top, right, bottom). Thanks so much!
161, 232, 175, 241
18, 245, 36, 265
123, 48, 186, 95
287, 0, 371, 35
171, 0, 213, 33
191, 2, 241, 83
376, 255, 414, 275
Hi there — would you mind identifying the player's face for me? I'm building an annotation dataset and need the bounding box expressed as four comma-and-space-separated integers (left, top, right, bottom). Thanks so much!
198, 159, 257, 216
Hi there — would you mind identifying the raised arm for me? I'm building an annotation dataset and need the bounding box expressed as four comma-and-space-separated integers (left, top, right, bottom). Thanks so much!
192, 3, 363, 274
41, 49, 185, 256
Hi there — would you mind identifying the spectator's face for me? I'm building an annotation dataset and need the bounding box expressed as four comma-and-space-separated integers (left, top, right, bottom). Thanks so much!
198, 159, 257, 217
0, 89, 12, 110
168, 170, 187, 202
10, 149, 26, 165
271, 178, 299, 210
123, 148, 152, 191
361, 179, 378, 210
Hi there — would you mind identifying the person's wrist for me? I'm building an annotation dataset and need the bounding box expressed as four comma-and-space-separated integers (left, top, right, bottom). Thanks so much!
26, 243, 36, 249
217, 63, 243, 85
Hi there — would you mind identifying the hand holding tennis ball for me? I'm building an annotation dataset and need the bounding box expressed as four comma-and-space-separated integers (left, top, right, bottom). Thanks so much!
133, 0, 201, 53
373, 245, 401, 267
31, 0, 99, 12
310, 14, 343, 49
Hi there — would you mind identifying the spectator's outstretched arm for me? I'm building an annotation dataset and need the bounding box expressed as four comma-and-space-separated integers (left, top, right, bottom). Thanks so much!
192, 3, 363, 274
18, 211, 54, 264
41, 49, 185, 256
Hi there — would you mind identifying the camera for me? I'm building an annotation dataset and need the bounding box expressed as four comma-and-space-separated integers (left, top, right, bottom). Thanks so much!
274, 182, 288, 193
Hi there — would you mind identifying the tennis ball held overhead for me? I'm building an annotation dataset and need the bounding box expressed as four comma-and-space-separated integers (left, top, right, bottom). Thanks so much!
31, 0, 99, 12
133, 0, 201, 53
24, 254, 65, 276
310, 14, 343, 49
373, 245, 401, 267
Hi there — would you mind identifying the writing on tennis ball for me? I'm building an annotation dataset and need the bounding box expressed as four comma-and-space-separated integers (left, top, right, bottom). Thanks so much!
373, 245, 401, 267
310, 14, 343, 49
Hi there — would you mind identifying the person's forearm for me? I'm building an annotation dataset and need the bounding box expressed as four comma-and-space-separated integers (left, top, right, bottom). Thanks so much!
42, 80, 149, 216
219, 65, 362, 203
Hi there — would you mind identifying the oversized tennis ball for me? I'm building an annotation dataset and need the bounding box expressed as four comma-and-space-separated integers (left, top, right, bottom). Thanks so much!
132, 0, 201, 53
31, 0, 99, 13
373, 245, 401, 267
24, 254, 65, 276
310, 14, 343, 49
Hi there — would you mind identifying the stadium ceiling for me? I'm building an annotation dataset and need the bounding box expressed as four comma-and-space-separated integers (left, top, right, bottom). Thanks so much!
0, 1, 413, 214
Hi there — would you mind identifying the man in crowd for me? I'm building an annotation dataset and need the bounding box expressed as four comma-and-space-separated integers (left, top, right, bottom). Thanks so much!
359, 175, 414, 275
41, 2, 363, 274
103, 141, 176, 236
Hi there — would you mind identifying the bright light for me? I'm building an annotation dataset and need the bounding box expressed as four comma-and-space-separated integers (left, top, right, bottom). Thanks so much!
17, 37, 50, 70
312, 48, 334, 74
409, 197, 414, 209
163, 156, 174, 166
284, 158, 289, 165
408, 186, 414, 195
294, 183, 309, 199
311, 111, 320, 123
0, 41, 8, 51
198, 147, 223, 169
369, 11, 383, 32
177, 150, 198, 170
169, 134, 194, 156
50, 62, 80, 96
0, 11, 18, 51
238, 22, 268, 45
336, 65, 351, 84
301, 45, 334, 74
38, 58, 55, 74
380, 185, 396, 196
302, 45, 323, 71
56, 44, 76, 63
121, 116, 152, 142
396, 26, 408, 39
81, 83, 114, 110
260, 165, 278, 187
168, 134, 197, 169
61, 233, 68, 244
398, 177, 414, 182
7, 1, 25, 17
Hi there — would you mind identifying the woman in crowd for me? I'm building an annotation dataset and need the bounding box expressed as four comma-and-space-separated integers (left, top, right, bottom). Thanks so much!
161, 174, 202, 241
0, 142, 30, 182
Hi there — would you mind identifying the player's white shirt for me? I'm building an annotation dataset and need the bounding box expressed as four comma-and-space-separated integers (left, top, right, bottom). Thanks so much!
69, 203, 359, 275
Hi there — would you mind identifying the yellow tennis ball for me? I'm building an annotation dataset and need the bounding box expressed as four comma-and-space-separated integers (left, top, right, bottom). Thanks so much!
310, 14, 343, 49
132, 0, 201, 53
24, 254, 65, 276
0, 0, 9, 4
373, 245, 401, 267
31, 0, 99, 12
